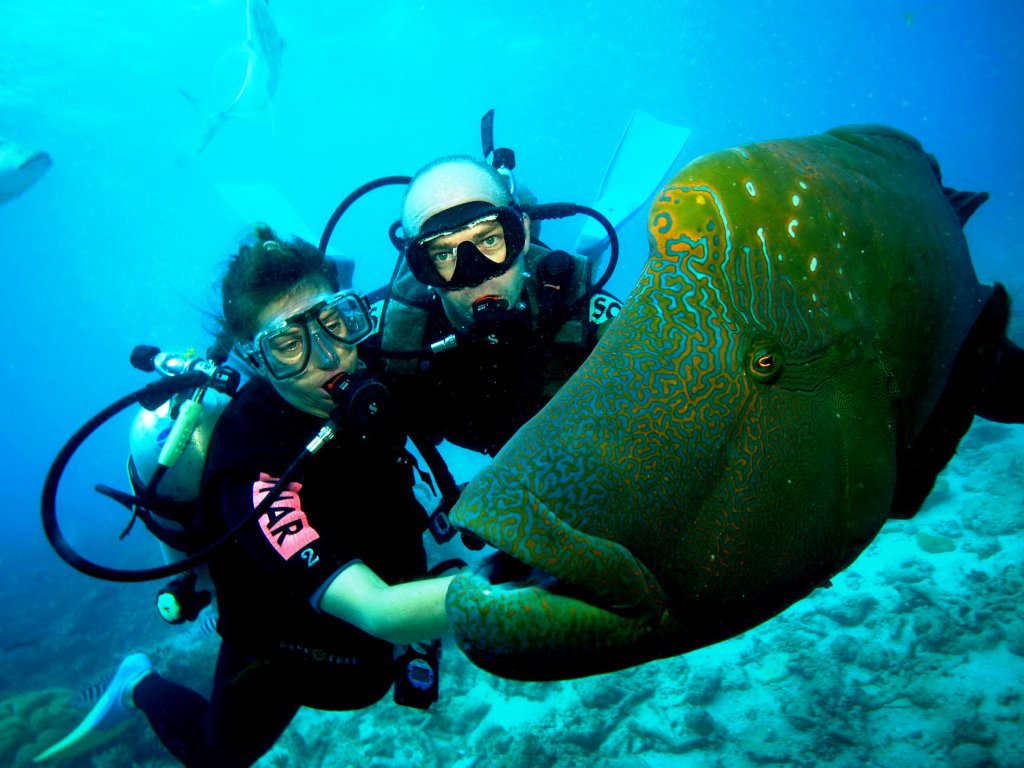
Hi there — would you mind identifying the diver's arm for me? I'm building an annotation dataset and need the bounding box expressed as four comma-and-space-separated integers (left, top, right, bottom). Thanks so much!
319, 563, 453, 645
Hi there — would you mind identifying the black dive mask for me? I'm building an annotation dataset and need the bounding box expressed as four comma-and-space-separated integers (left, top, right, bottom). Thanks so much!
404, 204, 527, 291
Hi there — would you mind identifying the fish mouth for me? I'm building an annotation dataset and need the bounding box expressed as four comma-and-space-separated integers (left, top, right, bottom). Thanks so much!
451, 473, 668, 621
447, 487, 674, 680
465, 536, 664, 622
471, 549, 568, 595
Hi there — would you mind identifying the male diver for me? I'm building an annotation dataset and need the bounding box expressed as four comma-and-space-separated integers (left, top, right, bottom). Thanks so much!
365, 155, 623, 458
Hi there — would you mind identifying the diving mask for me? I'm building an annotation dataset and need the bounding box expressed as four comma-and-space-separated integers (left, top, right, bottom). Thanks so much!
242, 290, 373, 380
404, 203, 527, 290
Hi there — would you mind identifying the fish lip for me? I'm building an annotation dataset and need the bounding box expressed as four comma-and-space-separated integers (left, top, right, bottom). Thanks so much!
471, 544, 660, 618
451, 491, 593, 599
449, 473, 665, 614
460, 521, 608, 605
454, 485, 669, 620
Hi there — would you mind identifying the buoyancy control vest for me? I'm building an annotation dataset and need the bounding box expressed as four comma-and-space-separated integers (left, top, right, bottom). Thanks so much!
368, 245, 621, 394
362, 245, 622, 459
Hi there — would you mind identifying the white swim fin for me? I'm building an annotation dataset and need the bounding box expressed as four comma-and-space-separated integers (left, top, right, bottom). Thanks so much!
575, 111, 691, 259
34, 653, 152, 763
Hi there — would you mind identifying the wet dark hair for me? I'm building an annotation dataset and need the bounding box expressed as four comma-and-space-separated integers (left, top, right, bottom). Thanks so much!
216, 223, 339, 347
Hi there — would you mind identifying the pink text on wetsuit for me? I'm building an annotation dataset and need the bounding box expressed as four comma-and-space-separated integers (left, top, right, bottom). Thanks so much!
253, 473, 321, 560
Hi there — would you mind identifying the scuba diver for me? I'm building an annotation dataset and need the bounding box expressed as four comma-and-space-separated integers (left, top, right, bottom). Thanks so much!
365, 154, 623, 458
38, 226, 453, 767
314, 111, 634, 548
38, 109, 686, 763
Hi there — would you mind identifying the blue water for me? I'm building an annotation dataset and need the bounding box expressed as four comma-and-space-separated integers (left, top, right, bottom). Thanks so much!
1, 1, 1022, 766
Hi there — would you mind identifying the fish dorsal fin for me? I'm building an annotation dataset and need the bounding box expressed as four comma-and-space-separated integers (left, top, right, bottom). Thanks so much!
943, 186, 989, 227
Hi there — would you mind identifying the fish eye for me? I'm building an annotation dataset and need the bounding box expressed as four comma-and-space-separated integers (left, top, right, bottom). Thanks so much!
747, 344, 783, 382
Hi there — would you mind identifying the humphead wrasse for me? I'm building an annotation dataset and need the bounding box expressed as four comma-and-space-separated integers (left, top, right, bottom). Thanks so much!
444, 125, 1023, 680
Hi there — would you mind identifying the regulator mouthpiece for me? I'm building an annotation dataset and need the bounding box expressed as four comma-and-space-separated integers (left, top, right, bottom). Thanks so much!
322, 369, 392, 434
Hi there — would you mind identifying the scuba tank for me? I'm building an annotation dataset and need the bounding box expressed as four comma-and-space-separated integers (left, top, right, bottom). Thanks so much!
127, 388, 231, 624
128, 390, 230, 566
40, 345, 241, 624
42, 346, 389, 585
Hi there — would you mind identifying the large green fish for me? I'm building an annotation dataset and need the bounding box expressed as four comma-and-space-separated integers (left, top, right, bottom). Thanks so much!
444, 125, 1022, 680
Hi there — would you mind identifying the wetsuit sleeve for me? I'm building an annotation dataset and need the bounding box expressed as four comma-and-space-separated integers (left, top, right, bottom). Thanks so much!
211, 468, 358, 602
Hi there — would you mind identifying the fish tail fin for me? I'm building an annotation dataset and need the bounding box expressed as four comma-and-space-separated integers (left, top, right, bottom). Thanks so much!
195, 114, 229, 154
178, 88, 220, 153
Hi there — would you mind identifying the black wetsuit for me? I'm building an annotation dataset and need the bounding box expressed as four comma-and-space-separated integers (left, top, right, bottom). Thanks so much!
133, 379, 427, 768
387, 292, 561, 456
366, 261, 621, 457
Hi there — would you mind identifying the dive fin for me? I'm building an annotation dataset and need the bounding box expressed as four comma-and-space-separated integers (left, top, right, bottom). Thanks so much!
33, 716, 132, 763
34, 653, 152, 762
575, 111, 691, 259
